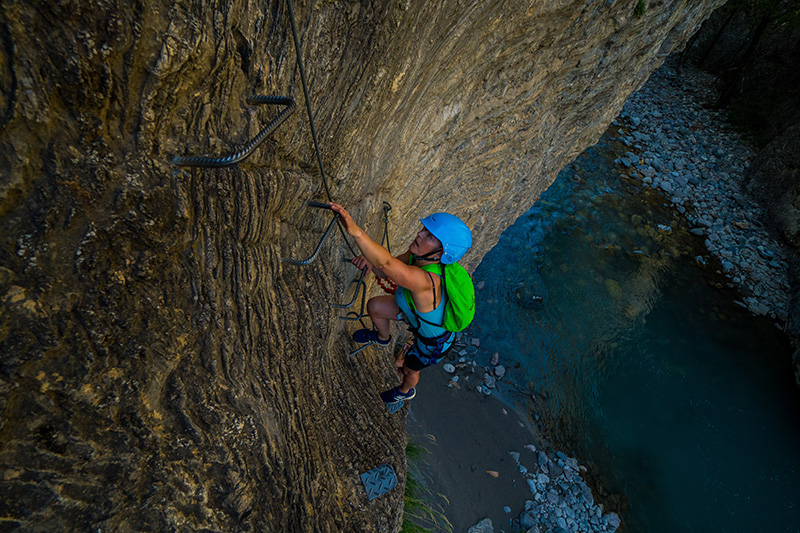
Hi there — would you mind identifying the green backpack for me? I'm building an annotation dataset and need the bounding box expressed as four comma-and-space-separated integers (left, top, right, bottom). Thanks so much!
404, 263, 476, 332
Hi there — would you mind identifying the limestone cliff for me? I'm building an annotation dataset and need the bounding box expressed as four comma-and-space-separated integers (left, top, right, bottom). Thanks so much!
0, 0, 722, 530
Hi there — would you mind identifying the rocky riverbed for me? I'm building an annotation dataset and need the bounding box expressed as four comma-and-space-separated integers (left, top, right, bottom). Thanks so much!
436, 61, 791, 533
613, 62, 790, 322
438, 335, 620, 533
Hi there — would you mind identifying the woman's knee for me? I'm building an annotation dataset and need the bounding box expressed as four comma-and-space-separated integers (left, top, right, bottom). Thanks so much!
367, 295, 400, 319
401, 365, 420, 378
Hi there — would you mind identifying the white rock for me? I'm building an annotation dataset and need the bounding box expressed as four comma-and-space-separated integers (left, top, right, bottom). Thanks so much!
606, 512, 621, 530
443, 363, 455, 373
520, 511, 538, 530
467, 518, 494, 533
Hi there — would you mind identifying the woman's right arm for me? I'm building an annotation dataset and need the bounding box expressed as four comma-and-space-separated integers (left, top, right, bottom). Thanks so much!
353, 250, 411, 278
331, 202, 429, 292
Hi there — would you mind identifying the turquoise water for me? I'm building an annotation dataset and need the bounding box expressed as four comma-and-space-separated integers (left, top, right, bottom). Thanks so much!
471, 133, 800, 532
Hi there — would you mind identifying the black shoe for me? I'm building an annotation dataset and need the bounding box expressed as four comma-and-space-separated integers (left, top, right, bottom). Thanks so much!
353, 329, 391, 346
381, 387, 416, 404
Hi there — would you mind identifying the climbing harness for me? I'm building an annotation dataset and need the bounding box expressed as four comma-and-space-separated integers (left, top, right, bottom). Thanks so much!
404, 330, 453, 366
172, 96, 296, 167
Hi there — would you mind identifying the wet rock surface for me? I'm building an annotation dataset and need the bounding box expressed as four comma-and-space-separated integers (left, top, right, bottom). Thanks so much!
1, 1, 723, 530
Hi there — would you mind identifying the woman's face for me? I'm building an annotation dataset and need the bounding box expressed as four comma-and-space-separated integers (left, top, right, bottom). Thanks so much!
410, 227, 442, 258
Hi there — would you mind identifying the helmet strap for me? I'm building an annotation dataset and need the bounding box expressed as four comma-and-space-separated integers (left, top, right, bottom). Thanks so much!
412, 249, 442, 263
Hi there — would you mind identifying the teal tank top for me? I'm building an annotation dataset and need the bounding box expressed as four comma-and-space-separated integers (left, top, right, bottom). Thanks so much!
395, 270, 454, 356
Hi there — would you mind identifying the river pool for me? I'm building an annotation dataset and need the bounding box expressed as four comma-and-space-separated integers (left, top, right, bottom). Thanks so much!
471, 132, 800, 532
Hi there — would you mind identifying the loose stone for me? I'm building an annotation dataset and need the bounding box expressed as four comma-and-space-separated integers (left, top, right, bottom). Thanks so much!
467, 518, 494, 533
616, 62, 789, 320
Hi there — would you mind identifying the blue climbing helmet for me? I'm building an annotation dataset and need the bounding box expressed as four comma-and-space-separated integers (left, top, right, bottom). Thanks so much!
420, 212, 472, 264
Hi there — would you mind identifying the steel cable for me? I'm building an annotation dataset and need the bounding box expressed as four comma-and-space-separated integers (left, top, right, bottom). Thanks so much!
285, 0, 358, 258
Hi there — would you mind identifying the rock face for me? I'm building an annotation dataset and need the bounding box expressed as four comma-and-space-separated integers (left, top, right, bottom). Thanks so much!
0, 0, 722, 530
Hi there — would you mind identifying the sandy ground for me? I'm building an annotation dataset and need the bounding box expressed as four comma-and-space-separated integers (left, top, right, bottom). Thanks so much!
405, 362, 545, 532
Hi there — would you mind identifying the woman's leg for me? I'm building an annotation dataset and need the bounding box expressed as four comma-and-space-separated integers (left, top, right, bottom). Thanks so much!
399, 365, 420, 393
367, 295, 400, 341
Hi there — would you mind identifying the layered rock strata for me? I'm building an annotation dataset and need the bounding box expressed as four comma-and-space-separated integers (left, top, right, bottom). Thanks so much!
0, 0, 722, 530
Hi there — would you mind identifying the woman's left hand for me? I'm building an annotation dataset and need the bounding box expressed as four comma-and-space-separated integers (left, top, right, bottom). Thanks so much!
330, 203, 362, 237
351, 255, 374, 274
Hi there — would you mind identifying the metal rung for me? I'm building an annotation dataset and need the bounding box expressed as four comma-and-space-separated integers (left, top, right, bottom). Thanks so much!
282, 213, 339, 266
332, 268, 366, 309
172, 95, 296, 167
306, 201, 332, 210
348, 342, 375, 357
339, 296, 367, 321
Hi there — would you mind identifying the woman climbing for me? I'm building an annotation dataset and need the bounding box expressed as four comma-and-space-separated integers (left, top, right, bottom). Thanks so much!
329, 202, 472, 404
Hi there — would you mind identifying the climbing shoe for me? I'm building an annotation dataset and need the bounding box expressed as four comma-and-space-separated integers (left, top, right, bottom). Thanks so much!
353, 329, 391, 346
381, 387, 416, 404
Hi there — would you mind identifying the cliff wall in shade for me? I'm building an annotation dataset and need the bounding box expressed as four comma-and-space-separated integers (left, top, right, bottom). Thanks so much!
0, 0, 722, 530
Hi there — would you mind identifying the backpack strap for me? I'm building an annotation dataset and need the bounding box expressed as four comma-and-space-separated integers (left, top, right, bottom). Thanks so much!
404, 265, 444, 328
427, 270, 438, 310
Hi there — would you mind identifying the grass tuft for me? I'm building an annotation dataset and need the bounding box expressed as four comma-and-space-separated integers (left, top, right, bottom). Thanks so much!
401, 436, 453, 533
